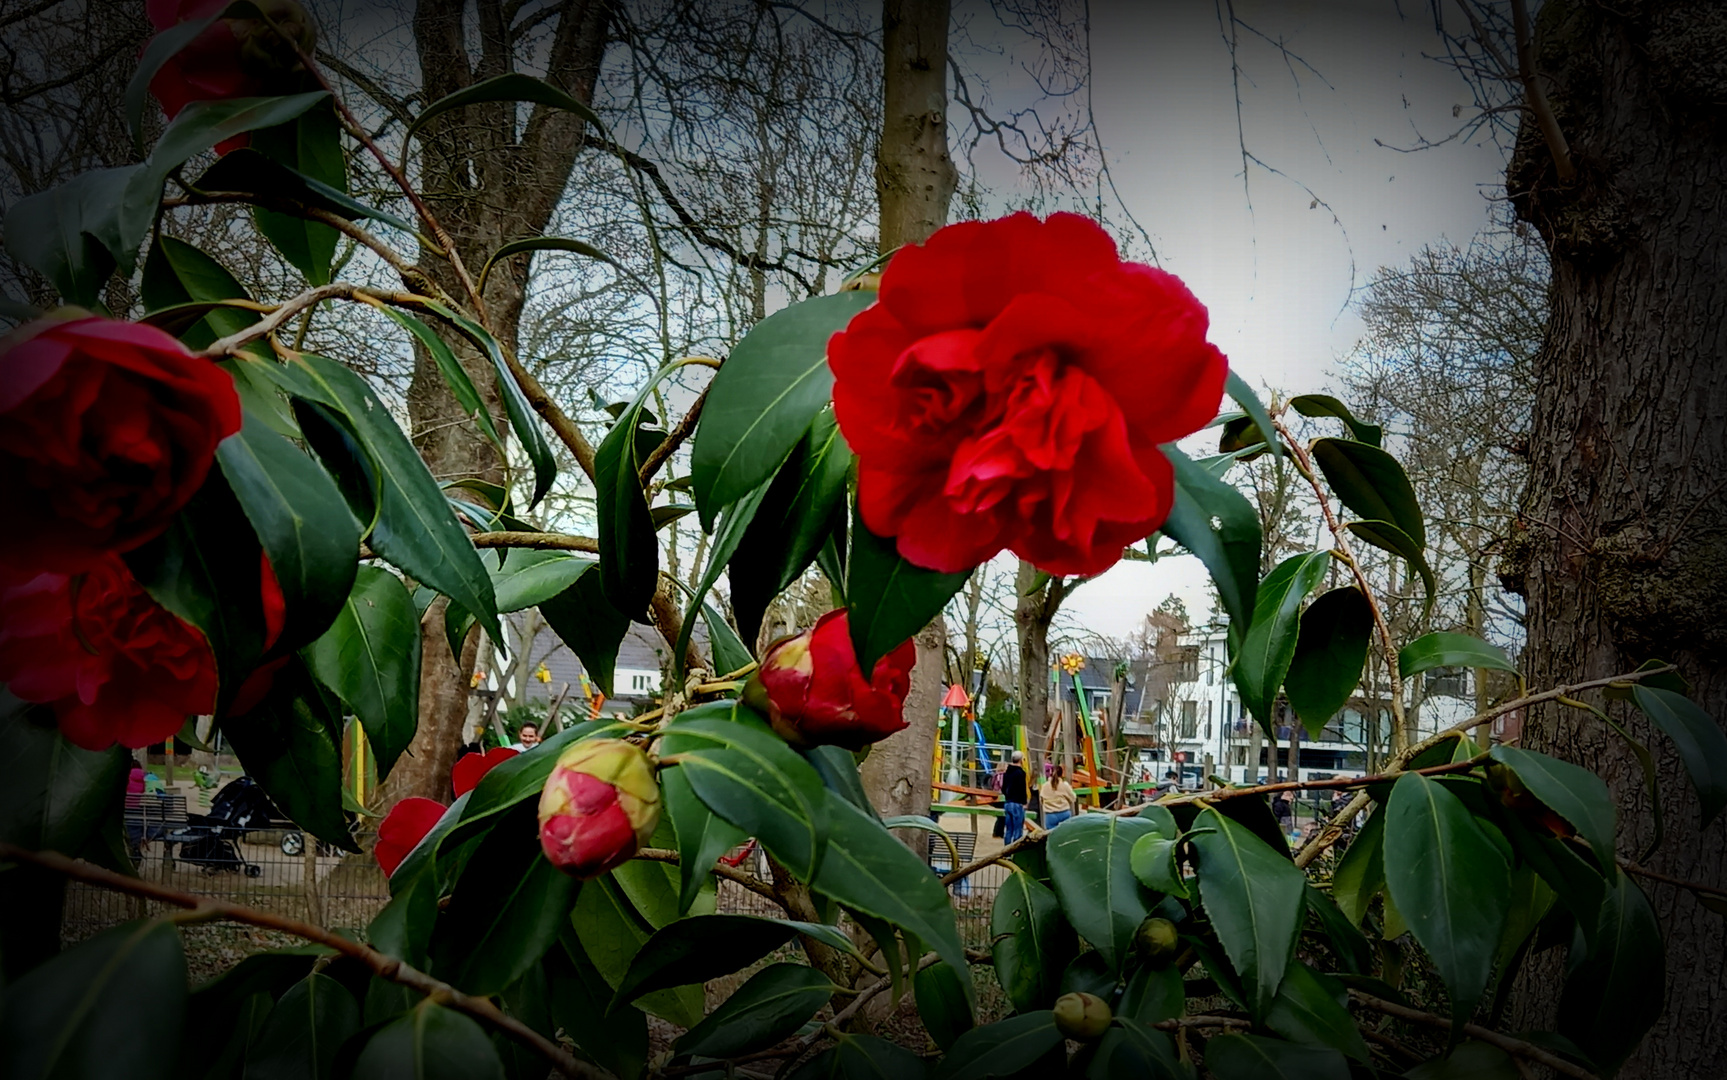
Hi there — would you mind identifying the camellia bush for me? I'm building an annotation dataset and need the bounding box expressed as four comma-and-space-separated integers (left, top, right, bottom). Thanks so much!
1, 5, 1723, 1080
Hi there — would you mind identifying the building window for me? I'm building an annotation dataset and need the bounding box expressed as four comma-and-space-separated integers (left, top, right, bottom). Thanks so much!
1426, 667, 1468, 699
630, 674, 653, 692
1176, 647, 1199, 683
1180, 700, 1198, 738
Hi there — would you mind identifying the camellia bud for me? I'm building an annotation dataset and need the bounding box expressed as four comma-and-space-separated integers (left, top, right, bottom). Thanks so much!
538, 739, 660, 879
745, 609, 915, 751
1052, 991, 1112, 1041
1133, 916, 1181, 967
233, 0, 318, 77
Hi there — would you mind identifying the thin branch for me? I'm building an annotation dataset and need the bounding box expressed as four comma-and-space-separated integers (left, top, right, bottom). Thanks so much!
1508, 0, 1574, 182
196, 283, 431, 359
1350, 991, 1601, 1080
0, 844, 603, 1080
1621, 860, 1727, 903
632, 847, 779, 902
638, 383, 709, 484
470, 531, 600, 554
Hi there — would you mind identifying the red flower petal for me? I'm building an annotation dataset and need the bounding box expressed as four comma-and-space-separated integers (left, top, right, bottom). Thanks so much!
375, 797, 447, 877
450, 745, 520, 797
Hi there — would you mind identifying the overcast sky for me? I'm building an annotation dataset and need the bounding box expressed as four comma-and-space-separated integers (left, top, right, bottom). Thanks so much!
1049, 0, 1512, 639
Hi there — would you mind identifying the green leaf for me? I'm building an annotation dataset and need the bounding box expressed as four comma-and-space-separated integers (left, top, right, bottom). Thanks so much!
1310, 437, 1424, 548
0, 699, 127, 854
1234, 551, 1331, 729
304, 566, 420, 778
373, 307, 503, 448
404, 73, 602, 154
485, 549, 592, 613
662, 706, 829, 880
692, 290, 876, 527
537, 565, 631, 697
479, 236, 615, 292
192, 146, 419, 236
1046, 813, 1163, 971
1225, 371, 1281, 458
1488, 746, 1617, 873
572, 872, 705, 1029
224, 657, 355, 851
242, 973, 360, 1080
933, 1012, 1063, 1080
1264, 962, 1369, 1062
1130, 833, 1189, 899
674, 479, 773, 677
420, 303, 558, 510
914, 961, 974, 1051
846, 508, 969, 673
125, 10, 224, 148
1382, 772, 1509, 1028
3, 165, 138, 306
989, 871, 1076, 1013
431, 804, 574, 996
1287, 394, 1382, 447
140, 234, 264, 350
546, 932, 647, 1080
1303, 885, 1371, 975
728, 408, 854, 645
247, 103, 346, 285
1398, 632, 1516, 680
350, 1002, 505, 1080
120, 93, 331, 262
613, 914, 855, 1006
805, 745, 877, 818
1190, 807, 1306, 1016
1057, 949, 1116, 999
788, 1034, 927, 1080
1344, 520, 1436, 617
661, 765, 748, 915
1117, 965, 1186, 1025
1087, 1019, 1186, 1080
1630, 685, 1727, 826
218, 411, 361, 654
1558, 870, 1665, 1075
702, 598, 754, 676
284, 352, 501, 643
0, 919, 186, 1080
810, 792, 969, 981
675, 963, 834, 1059
1502, 815, 1608, 946
1404, 1042, 1522, 1080
1158, 444, 1262, 631
593, 384, 660, 618
1203, 1032, 1348, 1080
1282, 587, 1373, 739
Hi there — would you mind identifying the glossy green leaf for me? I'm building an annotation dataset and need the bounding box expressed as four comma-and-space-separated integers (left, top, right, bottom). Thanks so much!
242, 973, 360, 1080
350, 1002, 505, 1080
693, 290, 876, 527
125, 10, 223, 148
224, 656, 355, 850
1404, 1042, 1521, 1080
805, 745, 877, 818
1310, 437, 1424, 548
729, 408, 854, 645
1158, 444, 1262, 630
1489, 746, 1617, 873
3, 165, 138, 306
284, 352, 501, 643
140, 234, 263, 349
479, 236, 615, 292
675, 963, 834, 1059
1344, 520, 1436, 616
1190, 806, 1306, 1016
571, 874, 704, 1028
1502, 815, 1607, 947
662, 706, 828, 879
1303, 885, 1371, 975
1558, 870, 1665, 1075
1383, 772, 1509, 1028
1283, 587, 1373, 738
989, 869, 1075, 1013
1087, 1019, 1186, 1080
304, 566, 420, 778
1264, 961, 1368, 1062
934, 1012, 1063, 1080
1057, 949, 1116, 999
0, 919, 186, 1080
404, 72, 602, 154
1287, 393, 1382, 446
914, 961, 974, 1051
191, 146, 418, 235
662, 767, 748, 914
1234, 551, 1331, 729
613, 914, 854, 1006
593, 384, 660, 618
247, 103, 345, 285
120, 93, 331, 261
1204, 1032, 1348, 1080
674, 479, 773, 676
1129, 833, 1188, 899
1630, 685, 1727, 826
546, 931, 647, 1080
1225, 371, 1281, 458
537, 565, 630, 697
810, 792, 969, 981
703, 597, 754, 676
374, 307, 503, 448
1117, 964, 1185, 1025
218, 411, 361, 654
483, 550, 591, 613
846, 508, 970, 673
1398, 631, 1516, 680
1046, 813, 1163, 971
432, 804, 574, 996
0, 699, 127, 854
788, 1034, 927, 1080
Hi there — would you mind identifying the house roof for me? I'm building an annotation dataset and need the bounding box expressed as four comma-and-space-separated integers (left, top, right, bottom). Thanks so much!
504, 612, 703, 704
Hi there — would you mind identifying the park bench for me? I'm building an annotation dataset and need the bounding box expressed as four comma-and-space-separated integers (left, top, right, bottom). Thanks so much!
123, 792, 190, 855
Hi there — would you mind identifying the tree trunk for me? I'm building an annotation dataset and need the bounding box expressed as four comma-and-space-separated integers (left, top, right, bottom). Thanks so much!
1501, 4, 1727, 1074
1015, 560, 1057, 774
385, 0, 610, 806
859, 0, 956, 840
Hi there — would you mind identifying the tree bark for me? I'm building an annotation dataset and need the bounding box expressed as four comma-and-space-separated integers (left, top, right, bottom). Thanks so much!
1016, 561, 1065, 776
859, 0, 957, 840
382, 0, 611, 807
1501, 3, 1727, 1075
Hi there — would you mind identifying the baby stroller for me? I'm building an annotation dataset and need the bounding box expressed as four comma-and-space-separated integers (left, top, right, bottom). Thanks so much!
164, 776, 280, 876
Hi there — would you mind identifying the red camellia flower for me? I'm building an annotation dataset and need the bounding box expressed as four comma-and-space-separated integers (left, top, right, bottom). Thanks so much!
538, 740, 660, 879
0, 315, 240, 577
145, 0, 318, 154
829, 212, 1228, 576
0, 554, 217, 750
374, 797, 446, 878
749, 610, 916, 750
451, 746, 519, 798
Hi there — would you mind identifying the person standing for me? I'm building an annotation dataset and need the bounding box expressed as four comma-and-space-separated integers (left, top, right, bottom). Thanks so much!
1039, 765, 1079, 830
1001, 751, 1029, 845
